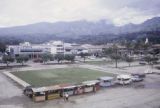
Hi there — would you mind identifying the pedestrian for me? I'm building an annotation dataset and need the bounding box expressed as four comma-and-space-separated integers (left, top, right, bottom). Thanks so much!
65, 93, 69, 101
63, 93, 66, 101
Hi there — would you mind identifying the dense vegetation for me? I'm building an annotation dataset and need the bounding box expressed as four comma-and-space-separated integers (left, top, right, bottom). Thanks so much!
0, 31, 159, 47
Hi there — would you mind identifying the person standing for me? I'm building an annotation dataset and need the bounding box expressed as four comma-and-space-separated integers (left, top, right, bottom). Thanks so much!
65, 93, 69, 101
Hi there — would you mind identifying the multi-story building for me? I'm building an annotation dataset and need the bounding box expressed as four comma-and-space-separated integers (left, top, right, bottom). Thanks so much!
7, 41, 129, 59
7, 42, 47, 59
44, 41, 64, 54
64, 43, 88, 55
7, 41, 65, 59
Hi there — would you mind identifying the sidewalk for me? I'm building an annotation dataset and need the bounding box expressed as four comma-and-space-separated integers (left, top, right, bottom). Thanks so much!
3, 71, 30, 87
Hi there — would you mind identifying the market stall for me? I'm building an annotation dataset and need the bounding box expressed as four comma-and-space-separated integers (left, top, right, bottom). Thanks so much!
60, 84, 76, 96
32, 87, 47, 102
46, 85, 62, 100
82, 80, 100, 93
74, 84, 84, 95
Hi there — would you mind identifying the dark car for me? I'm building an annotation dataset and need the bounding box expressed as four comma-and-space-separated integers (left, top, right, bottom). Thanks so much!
131, 73, 145, 82
139, 61, 147, 65
132, 73, 146, 78
131, 76, 143, 82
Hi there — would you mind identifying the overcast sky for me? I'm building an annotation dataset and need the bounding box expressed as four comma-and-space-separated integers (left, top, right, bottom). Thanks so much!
0, 0, 160, 27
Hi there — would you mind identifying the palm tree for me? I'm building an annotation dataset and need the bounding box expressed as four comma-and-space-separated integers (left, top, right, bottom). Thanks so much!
104, 44, 121, 68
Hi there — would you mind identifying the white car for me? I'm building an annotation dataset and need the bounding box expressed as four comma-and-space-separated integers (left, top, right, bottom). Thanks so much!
144, 69, 153, 74
116, 75, 132, 85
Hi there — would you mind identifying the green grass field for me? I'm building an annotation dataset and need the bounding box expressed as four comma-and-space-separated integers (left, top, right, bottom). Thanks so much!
12, 67, 116, 87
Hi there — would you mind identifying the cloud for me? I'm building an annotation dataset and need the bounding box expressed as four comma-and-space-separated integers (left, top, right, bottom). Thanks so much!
0, 0, 160, 27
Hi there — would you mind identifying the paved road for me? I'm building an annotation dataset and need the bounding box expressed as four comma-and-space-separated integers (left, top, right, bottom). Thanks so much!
0, 71, 25, 108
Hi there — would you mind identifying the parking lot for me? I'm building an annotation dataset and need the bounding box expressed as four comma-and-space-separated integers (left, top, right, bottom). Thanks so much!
0, 62, 160, 108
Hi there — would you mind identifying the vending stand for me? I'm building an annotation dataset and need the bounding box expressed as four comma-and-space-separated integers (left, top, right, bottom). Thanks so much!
24, 85, 62, 102
82, 80, 100, 93
60, 84, 76, 96
74, 84, 84, 95
46, 85, 62, 100
98, 76, 115, 87
31, 87, 47, 102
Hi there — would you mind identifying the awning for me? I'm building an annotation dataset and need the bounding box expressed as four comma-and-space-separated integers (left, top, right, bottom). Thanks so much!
32, 87, 47, 92
82, 80, 100, 86
98, 76, 114, 81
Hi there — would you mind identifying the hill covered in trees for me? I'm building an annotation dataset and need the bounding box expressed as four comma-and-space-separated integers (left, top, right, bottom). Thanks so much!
0, 17, 160, 45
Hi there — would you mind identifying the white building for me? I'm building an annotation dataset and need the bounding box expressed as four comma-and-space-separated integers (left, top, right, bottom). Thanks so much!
43, 41, 64, 54
7, 41, 91, 59
7, 41, 65, 59
64, 43, 88, 55
7, 42, 47, 59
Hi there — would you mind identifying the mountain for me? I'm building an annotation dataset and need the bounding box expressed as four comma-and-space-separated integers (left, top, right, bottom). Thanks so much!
0, 17, 160, 44
116, 17, 160, 34
0, 20, 115, 37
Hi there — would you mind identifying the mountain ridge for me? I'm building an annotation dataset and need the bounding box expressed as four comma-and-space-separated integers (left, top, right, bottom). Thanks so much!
0, 17, 160, 44
0, 17, 160, 36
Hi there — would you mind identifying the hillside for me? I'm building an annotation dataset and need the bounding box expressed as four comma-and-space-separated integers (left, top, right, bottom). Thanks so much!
0, 17, 160, 44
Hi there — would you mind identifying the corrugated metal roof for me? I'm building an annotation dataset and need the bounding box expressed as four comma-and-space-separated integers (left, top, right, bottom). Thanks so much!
46, 85, 61, 91
98, 76, 114, 81
32, 87, 47, 92
82, 80, 100, 86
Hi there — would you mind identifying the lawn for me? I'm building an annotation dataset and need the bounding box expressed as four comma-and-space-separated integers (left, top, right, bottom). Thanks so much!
12, 67, 116, 87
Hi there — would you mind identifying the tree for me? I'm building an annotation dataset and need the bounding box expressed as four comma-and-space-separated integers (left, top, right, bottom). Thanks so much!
2, 55, 14, 67
144, 55, 159, 68
124, 56, 134, 67
41, 53, 53, 64
54, 54, 64, 63
144, 56, 152, 64
16, 55, 29, 66
0, 43, 6, 53
110, 54, 121, 68
125, 41, 133, 50
151, 57, 159, 64
79, 52, 89, 63
64, 54, 75, 63
103, 47, 113, 57
104, 44, 121, 68
149, 48, 160, 56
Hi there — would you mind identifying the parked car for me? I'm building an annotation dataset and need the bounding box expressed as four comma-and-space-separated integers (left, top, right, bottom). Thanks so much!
33, 58, 43, 63
131, 73, 146, 78
131, 73, 145, 82
116, 75, 132, 85
89, 56, 96, 60
139, 61, 147, 65
144, 69, 153, 74
131, 75, 143, 82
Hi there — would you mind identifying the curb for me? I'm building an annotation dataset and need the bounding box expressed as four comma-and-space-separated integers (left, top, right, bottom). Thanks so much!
3, 71, 30, 88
